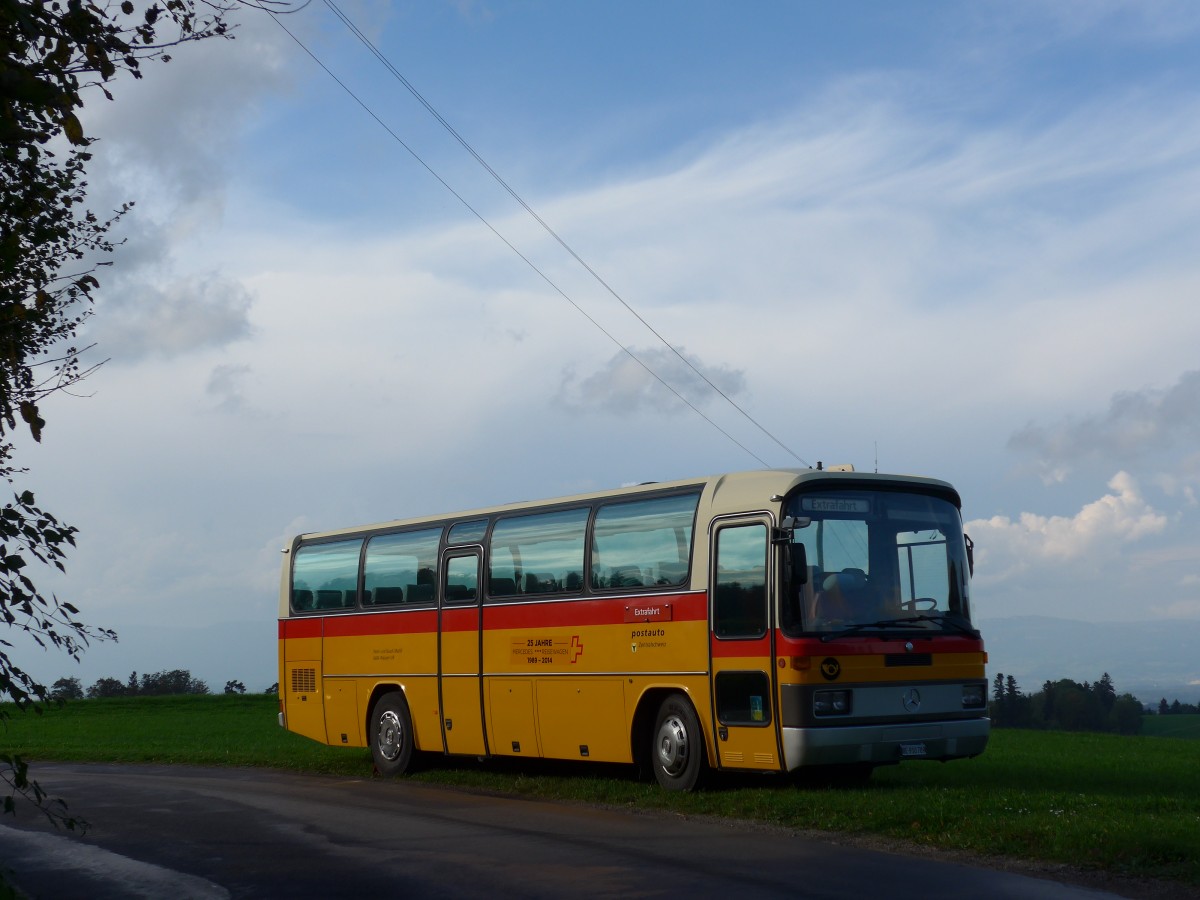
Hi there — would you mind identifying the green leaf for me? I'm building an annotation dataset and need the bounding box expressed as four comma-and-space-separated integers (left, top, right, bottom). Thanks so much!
61, 113, 85, 146
19, 402, 45, 442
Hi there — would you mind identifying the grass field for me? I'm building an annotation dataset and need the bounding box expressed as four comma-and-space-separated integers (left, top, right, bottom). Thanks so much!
1141, 714, 1200, 740
3, 695, 1199, 890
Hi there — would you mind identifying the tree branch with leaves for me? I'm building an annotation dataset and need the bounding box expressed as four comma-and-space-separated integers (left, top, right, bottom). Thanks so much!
1, 0, 251, 829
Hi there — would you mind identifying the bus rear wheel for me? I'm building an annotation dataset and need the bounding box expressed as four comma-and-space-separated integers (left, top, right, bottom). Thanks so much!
370, 691, 414, 777
651, 693, 704, 791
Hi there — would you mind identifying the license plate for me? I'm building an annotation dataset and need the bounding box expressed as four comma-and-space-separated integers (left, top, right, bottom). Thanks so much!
900, 742, 927, 758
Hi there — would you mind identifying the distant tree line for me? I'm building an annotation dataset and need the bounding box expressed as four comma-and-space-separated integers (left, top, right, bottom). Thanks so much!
989, 672, 1144, 735
1156, 697, 1199, 715
49, 671, 209, 699
48, 673, 277, 700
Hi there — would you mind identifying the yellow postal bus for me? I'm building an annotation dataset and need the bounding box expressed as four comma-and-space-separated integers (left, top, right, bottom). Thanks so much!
278, 467, 989, 789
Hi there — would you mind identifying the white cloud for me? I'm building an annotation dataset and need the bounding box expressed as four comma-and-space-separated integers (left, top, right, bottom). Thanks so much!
60, 10, 303, 368
1009, 370, 1200, 473
1154, 599, 1200, 618
998, 0, 1200, 45
207, 363, 253, 413
84, 11, 294, 212
446, 0, 496, 25
87, 274, 254, 362
556, 346, 746, 415
183, 67, 1200, 495
966, 472, 1168, 579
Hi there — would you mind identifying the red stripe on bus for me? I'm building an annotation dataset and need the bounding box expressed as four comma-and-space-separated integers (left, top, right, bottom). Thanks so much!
279, 592, 708, 641
278, 618, 321, 640
710, 634, 985, 658
441, 607, 479, 632
321, 609, 439, 638
710, 634, 772, 657
483, 591, 707, 630
282, 607, 986, 655
775, 634, 985, 655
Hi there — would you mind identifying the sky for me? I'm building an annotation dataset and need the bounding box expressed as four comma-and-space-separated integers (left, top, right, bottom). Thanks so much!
11, 0, 1200, 693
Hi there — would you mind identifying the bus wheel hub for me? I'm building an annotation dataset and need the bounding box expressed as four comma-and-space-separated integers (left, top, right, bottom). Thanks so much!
378, 710, 403, 760
656, 715, 688, 775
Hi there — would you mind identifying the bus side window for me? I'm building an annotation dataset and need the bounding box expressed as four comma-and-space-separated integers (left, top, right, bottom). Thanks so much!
445, 555, 478, 603
372, 586, 404, 605
713, 524, 767, 638
292, 539, 362, 613
591, 493, 699, 591
364, 529, 442, 607
656, 560, 688, 585
488, 508, 588, 598
489, 545, 519, 597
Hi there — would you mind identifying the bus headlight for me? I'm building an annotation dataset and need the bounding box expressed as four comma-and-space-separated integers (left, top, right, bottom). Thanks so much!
962, 683, 986, 709
814, 690, 851, 716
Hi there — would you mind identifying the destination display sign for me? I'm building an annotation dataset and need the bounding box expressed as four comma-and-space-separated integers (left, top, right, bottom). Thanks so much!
624, 602, 673, 623
801, 497, 872, 514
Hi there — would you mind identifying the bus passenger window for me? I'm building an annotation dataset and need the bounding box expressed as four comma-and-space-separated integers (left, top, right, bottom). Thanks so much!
488, 546, 519, 597
316, 589, 345, 609
591, 493, 699, 591
445, 555, 479, 603
292, 539, 362, 613
373, 586, 404, 605
489, 576, 518, 597
364, 528, 442, 606
448, 519, 488, 546
713, 524, 767, 638
488, 508, 588, 598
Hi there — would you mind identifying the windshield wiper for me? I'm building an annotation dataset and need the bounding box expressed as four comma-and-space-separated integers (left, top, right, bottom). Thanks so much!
904, 614, 978, 636
818, 614, 978, 642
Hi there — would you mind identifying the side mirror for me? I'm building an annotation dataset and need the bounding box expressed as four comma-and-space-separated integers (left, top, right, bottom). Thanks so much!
773, 516, 811, 544
780, 541, 809, 631
787, 543, 808, 585
965, 533, 974, 578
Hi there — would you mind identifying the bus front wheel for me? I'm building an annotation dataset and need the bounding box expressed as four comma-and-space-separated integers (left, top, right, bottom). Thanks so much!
651, 693, 704, 791
370, 691, 414, 777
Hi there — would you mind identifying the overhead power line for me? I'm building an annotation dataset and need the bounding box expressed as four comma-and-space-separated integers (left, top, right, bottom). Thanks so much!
268, 16, 771, 467
272, 7, 810, 469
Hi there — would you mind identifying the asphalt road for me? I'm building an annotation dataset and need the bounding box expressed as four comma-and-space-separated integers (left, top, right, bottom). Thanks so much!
0, 763, 1125, 899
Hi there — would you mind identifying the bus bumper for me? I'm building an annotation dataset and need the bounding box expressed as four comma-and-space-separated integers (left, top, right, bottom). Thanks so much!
781, 717, 990, 770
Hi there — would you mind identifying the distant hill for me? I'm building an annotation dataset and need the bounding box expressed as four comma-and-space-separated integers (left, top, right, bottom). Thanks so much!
978, 616, 1200, 706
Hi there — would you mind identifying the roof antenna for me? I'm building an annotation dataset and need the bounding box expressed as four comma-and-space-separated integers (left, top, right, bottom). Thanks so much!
874, 441, 879, 474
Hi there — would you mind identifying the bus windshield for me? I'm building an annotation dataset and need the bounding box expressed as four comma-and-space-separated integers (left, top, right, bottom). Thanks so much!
781, 488, 974, 637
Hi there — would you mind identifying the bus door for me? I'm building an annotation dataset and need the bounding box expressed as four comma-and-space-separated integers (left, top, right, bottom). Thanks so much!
438, 549, 488, 756
709, 518, 782, 771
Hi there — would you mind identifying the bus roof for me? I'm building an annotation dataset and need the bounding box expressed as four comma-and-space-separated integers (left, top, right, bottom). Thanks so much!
290, 467, 961, 545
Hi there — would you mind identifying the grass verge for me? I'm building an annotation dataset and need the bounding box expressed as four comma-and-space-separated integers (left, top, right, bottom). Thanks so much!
1141, 714, 1200, 740
3, 695, 1198, 891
